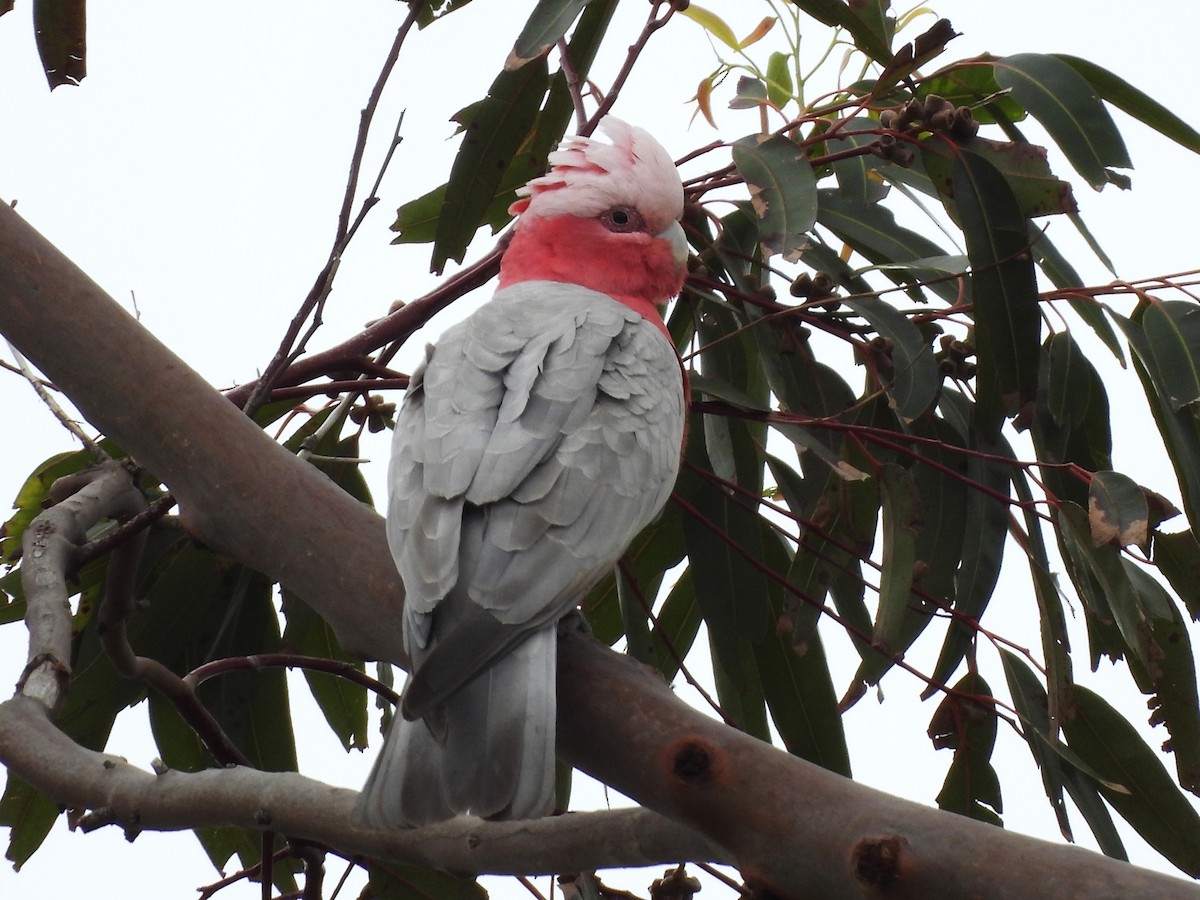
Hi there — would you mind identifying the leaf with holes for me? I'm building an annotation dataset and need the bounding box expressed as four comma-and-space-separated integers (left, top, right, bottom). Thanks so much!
732, 133, 816, 261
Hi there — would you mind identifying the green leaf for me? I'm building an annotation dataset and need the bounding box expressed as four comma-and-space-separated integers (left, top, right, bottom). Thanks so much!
1088, 470, 1150, 550
367, 861, 486, 900
711, 630, 770, 741
1059, 502, 1148, 670
921, 134, 1078, 218
1, 445, 121, 564
765, 51, 793, 109
0, 775, 58, 870
1062, 687, 1200, 876
843, 295, 939, 422
198, 569, 298, 773
730, 75, 770, 110
507, 0, 589, 68
829, 117, 883, 205
918, 60, 1027, 125
929, 673, 1002, 825
1141, 301, 1200, 411
926, 393, 1013, 695
1012, 472, 1074, 739
1120, 562, 1200, 793
394, 1, 614, 247
817, 189, 959, 303
646, 568, 703, 683
281, 592, 368, 752
1155, 530, 1200, 621
790, 0, 894, 62
678, 454, 771, 676
32, 0, 86, 89
993, 53, 1132, 190
1115, 310, 1200, 532
431, 57, 550, 272
998, 650, 1073, 839
1055, 54, 1200, 155
951, 148, 1041, 437
732, 133, 817, 261
755, 615, 852, 776
858, 462, 928, 685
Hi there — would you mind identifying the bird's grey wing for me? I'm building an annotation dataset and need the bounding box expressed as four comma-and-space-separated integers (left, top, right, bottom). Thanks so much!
401, 285, 686, 714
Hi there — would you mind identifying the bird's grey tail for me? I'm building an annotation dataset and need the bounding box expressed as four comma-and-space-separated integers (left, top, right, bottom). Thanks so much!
353, 627, 557, 828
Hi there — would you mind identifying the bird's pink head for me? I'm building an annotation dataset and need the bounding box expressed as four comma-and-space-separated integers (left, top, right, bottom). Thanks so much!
500, 117, 688, 324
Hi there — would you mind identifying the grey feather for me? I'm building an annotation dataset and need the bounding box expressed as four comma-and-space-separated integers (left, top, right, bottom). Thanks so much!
354, 281, 684, 828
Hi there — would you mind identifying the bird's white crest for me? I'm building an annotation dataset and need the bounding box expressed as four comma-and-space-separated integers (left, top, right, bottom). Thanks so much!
510, 117, 683, 231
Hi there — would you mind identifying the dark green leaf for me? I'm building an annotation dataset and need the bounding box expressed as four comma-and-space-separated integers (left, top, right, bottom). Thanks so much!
929, 673, 1002, 825
432, 57, 549, 272
1120, 562, 1200, 793
756, 616, 852, 776
790, 0, 894, 62
830, 117, 884, 205
843, 295, 939, 421
33, 0, 86, 89
198, 569, 298, 773
730, 76, 770, 110
951, 149, 1041, 437
926, 393, 1013, 695
1155, 530, 1200, 621
921, 134, 1077, 218
998, 650, 1073, 839
732, 133, 817, 261
993, 53, 1132, 190
616, 563, 655, 665
281, 592, 368, 752
1141, 301, 1200, 411
646, 568, 703, 683
1012, 472, 1074, 737
1055, 54, 1200, 155
1088, 471, 1150, 550
0, 775, 58, 869
367, 861, 486, 900
817, 189, 959, 303
507, 0, 588, 68
711, 630, 770, 741
1062, 687, 1200, 875
1115, 311, 1200, 532
679, 459, 771, 677
858, 462, 929, 685
1059, 503, 1148, 672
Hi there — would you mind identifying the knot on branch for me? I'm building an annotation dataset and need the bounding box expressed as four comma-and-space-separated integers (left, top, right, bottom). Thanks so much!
665, 736, 726, 788
852, 833, 908, 887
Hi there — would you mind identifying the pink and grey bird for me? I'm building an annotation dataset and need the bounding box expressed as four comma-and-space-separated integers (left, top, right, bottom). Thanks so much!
355, 118, 689, 827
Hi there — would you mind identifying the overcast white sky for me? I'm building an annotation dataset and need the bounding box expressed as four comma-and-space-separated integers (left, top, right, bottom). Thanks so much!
1, 2, 1198, 897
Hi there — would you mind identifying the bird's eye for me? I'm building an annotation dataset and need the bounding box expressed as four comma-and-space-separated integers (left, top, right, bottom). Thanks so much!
600, 205, 643, 233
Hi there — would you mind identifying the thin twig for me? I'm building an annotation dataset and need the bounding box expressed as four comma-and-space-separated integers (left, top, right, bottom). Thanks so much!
583, 1, 677, 133
5, 339, 107, 458
242, 6, 420, 418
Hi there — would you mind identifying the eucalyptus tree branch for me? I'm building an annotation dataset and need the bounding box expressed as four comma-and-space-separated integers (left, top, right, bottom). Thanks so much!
0, 696, 723, 873
1, 196, 1196, 898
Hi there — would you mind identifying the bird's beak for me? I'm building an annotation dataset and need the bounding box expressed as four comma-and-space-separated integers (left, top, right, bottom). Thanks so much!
657, 220, 689, 274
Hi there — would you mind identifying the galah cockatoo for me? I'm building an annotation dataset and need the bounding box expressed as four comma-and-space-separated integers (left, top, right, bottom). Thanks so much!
355, 117, 689, 827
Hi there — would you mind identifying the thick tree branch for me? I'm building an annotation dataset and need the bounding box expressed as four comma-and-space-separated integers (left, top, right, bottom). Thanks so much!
0, 696, 719, 873
0, 202, 404, 664
2, 204, 1197, 898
